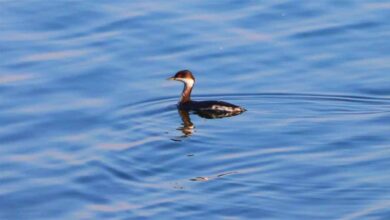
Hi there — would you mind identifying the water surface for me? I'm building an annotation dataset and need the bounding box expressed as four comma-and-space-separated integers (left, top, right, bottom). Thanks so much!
1, 0, 390, 219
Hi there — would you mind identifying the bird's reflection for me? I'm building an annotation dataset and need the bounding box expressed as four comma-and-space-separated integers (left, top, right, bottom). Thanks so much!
176, 109, 244, 138
177, 109, 194, 137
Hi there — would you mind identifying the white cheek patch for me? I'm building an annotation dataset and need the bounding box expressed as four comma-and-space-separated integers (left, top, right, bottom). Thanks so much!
178, 78, 194, 88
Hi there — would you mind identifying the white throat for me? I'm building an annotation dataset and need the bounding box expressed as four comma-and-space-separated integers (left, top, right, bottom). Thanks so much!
178, 78, 194, 89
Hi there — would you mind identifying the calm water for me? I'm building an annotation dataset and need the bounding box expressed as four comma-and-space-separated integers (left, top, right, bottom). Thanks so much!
1, 1, 390, 219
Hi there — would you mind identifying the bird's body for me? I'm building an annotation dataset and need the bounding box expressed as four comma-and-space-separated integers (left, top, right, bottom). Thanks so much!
179, 100, 244, 113
168, 70, 246, 115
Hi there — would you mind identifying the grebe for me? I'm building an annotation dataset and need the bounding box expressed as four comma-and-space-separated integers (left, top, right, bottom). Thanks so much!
168, 70, 246, 114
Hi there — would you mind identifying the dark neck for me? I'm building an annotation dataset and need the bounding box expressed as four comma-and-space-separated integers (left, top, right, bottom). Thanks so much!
180, 82, 193, 103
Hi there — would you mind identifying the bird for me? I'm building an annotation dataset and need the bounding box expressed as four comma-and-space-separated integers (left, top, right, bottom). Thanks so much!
167, 70, 246, 115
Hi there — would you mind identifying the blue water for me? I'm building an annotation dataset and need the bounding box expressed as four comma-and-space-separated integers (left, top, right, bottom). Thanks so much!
1, 1, 390, 219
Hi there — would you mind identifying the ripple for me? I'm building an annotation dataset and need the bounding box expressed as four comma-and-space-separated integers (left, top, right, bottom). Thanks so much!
0, 73, 34, 84
291, 21, 381, 39
19, 49, 93, 62
1, 0, 389, 219
340, 201, 390, 220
